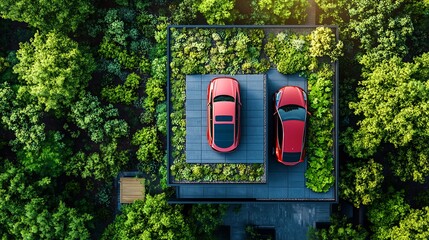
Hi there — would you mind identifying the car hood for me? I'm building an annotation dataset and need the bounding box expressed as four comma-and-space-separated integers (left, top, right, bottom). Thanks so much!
212, 78, 236, 97
282, 120, 305, 152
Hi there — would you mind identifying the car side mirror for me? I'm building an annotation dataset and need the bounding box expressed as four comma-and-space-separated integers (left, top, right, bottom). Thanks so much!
307, 111, 312, 116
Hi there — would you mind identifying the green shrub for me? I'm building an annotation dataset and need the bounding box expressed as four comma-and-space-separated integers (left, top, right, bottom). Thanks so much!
304, 65, 335, 192
101, 72, 141, 105
265, 32, 311, 74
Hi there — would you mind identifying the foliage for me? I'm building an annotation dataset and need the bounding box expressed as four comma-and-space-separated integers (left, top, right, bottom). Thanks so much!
305, 65, 335, 192
170, 0, 199, 24
346, 53, 429, 182
188, 204, 228, 239
156, 102, 167, 136
0, 83, 46, 152
101, 193, 195, 240
97, 8, 153, 76
198, 0, 236, 25
14, 31, 96, 113
389, 207, 429, 240
314, 0, 349, 24
0, 161, 92, 239
367, 189, 411, 239
69, 92, 129, 143
340, 159, 384, 207
101, 72, 141, 105
0, 0, 93, 32
265, 32, 311, 74
17, 131, 71, 177
251, 0, 308, 24
308, 215, 368, 240
66, 141, 129, 181
132, 127, 163, 175
141, 57, 167, 124
349, 0, 413, 66
309, 27, 343, 68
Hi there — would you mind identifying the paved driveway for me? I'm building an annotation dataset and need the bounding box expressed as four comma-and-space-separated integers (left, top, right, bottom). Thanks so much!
223, 202, 331, 240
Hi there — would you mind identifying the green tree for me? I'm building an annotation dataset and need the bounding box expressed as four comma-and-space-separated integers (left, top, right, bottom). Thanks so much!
101, 72, 141, 105
17, 131, 71, 177
340, 159, 384, 207
0, 0, 93, 32
132, 127, 163, 174
14, 31, 96, 113
102, 193, 195, 240
65, 141, 128, 181
346, 53, 429, 182
251, 0, 308, 24
308, 215, 368, 240
390, 207, 429, 240
188, 204, 228, 239
0, 161, 92, 239
198, 0, 236, 25
0, 82, 46, 152
367, 189, 410, 240
69, 92, 129, 143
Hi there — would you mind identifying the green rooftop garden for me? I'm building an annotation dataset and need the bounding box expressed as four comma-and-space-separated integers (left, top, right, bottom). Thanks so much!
168, 26, 342, 192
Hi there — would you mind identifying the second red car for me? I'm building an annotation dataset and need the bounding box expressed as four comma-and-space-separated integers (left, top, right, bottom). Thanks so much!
273, 86, 308, 166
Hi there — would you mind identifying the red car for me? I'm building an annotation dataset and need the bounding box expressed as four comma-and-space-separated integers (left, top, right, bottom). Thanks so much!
207, 77, 241, 152
273, 86, 308, 165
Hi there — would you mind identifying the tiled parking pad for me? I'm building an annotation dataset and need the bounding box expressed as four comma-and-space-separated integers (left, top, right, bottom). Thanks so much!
186, 74, 266, 164
178, 70, 334, 201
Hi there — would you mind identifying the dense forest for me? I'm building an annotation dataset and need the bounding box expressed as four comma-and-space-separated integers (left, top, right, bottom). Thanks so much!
1, 0, 429, 239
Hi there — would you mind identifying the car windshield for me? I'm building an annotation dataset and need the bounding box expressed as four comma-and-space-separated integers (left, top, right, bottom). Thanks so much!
278, 105, 306, 121
214, 95, 234, 102
283, 152, 301, 163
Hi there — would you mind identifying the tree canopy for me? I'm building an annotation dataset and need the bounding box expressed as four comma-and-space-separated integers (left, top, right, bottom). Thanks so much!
14, 31, 96, 114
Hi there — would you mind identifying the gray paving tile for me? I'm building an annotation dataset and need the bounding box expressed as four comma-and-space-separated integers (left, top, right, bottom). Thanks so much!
268, 172, 286, 187
288, 188, 305, 198
186, 110, 201, 118
185, 90, 202, 99
269, 187, 287, 198
186, 99, 202, 110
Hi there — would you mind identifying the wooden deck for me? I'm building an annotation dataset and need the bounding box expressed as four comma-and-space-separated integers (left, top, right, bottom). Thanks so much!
119, 177, 145, 204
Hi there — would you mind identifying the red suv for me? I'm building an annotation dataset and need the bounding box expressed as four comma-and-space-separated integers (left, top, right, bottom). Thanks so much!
273, 86, 308, 165
207, 77, 241, 152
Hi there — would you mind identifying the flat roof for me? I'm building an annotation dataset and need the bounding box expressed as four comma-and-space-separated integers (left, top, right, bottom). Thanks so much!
186, 74, 266, 164
167, 25, 339, 202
